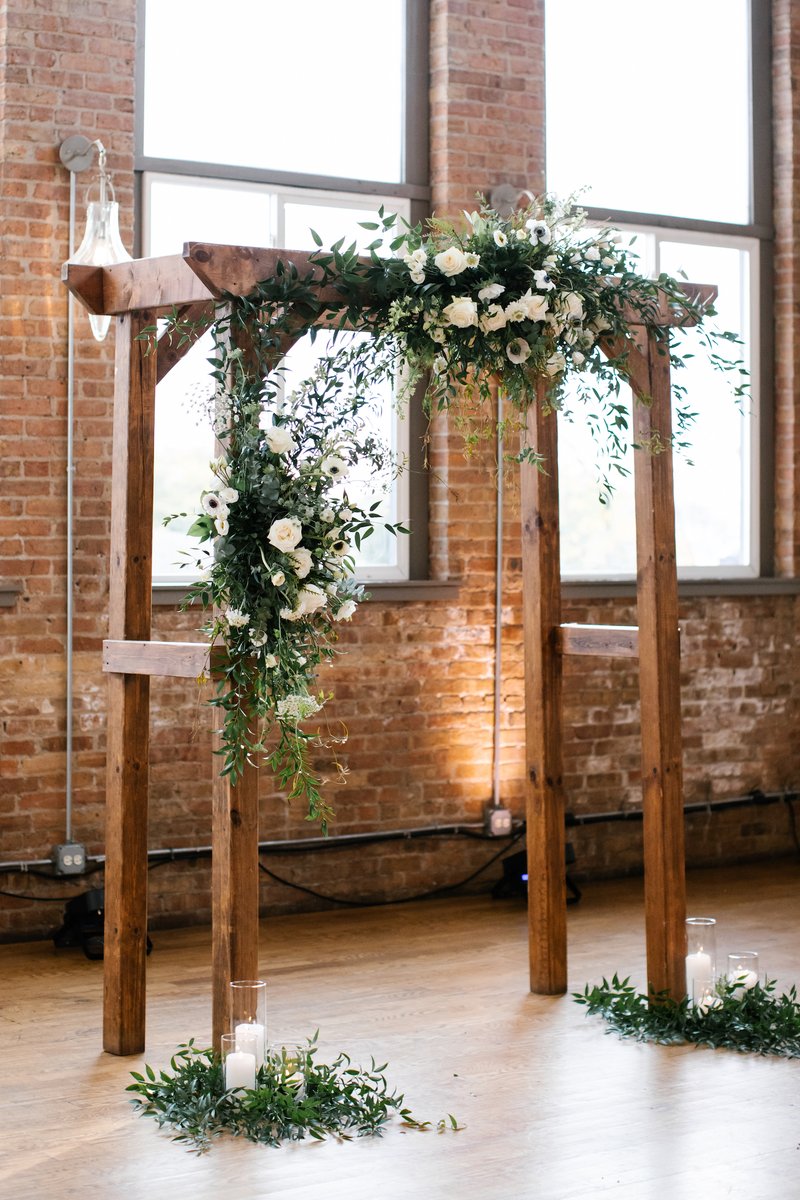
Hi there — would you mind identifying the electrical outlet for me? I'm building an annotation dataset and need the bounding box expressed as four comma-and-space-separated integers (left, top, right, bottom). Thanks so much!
484, 806, 513, 837
52, 843, 87, 875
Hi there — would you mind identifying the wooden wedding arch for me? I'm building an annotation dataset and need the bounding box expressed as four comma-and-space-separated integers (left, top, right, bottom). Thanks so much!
64, 243, 715, 1055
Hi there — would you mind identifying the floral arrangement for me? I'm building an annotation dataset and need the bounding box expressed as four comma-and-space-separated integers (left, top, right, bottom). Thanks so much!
576, 974, 800, 1058
128, 1035, 460, 1152
163, 193, 745, 824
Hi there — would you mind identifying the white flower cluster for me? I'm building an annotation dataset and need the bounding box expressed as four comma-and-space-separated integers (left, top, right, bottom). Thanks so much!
389, 203, 628, 391
276, 693, 322, 722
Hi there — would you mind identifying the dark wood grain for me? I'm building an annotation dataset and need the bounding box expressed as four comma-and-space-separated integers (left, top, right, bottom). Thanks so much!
103, 312, 157, 1055
521, 382, 567, 994
633, 333, 687, 998
559, 623, 640, 658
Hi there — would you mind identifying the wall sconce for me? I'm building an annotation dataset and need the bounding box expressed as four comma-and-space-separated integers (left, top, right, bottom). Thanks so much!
60, 134, 132, 341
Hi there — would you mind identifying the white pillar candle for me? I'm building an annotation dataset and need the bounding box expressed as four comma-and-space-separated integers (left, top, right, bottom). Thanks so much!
225, 1049, 256, 1091
235, 1021, 265, 1064
731, 969, 759, 994
685, 951, 712, 998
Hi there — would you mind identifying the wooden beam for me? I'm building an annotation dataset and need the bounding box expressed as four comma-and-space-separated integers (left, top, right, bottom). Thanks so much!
632, 333, 687, 999
103, 311, 157, 1056
559, 623, 640, 658
156, 301, 215, 383
521, 383, 567, 994
63, 256, 215, 316
103, 640, 210, 679
211, 700, 261, 1053
183, 242, 361, 308
617, 282, 717, 328
598, 333, 651, 398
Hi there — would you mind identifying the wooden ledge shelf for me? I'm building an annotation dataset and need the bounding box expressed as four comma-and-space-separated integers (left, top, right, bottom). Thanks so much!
103, 639, 210, 679
558, 623, 640, 658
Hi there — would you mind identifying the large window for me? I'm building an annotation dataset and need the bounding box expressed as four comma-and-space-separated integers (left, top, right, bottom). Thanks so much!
138, 0, 429, 585
546, 0, 770, 580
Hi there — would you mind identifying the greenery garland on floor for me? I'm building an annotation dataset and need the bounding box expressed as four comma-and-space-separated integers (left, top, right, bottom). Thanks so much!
127, 1035, 460, 1153
575, 975, 800, 1057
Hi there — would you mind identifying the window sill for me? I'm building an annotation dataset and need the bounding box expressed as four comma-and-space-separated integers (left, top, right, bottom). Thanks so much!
152, 579, 463, 607
562, 578, 800, 600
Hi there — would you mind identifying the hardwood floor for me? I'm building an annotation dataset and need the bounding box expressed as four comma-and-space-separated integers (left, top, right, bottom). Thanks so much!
1, 860, 798, 1200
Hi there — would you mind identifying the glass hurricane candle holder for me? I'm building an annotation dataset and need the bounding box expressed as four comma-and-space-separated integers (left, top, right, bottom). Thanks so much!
221, 1032, 256, 1092
230, 980, 267, 1064
685, 917, 716, 999
727, 951, 760, 994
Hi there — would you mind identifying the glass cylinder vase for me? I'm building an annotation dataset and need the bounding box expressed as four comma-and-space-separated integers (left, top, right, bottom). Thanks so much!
727, 950, 760, 993
685, 917, 716, 999
230, 979, 267, 1064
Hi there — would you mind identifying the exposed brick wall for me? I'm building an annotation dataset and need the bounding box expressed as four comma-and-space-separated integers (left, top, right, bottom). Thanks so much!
0, 0, 798, 943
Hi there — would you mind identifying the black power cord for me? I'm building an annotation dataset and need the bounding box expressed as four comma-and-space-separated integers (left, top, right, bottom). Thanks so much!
258, 825, 526, 908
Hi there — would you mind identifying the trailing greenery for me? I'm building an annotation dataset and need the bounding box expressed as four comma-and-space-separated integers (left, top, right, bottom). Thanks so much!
127, 1035, 460, 1153
575, 974, 800, 1057
153, 192, 747, 821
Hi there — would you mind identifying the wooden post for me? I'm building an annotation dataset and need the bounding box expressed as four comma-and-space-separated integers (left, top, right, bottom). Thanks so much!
633, 334, 687, 997
103, 312, 157, 1055
211, 697, 261, 1051
521, 384, 567, 994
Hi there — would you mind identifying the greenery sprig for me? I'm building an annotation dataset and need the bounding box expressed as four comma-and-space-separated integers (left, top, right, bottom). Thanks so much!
575, 974, 800, 1057
127, 1035, 460, 1153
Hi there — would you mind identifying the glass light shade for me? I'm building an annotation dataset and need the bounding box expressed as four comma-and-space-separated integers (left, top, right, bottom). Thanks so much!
70, 199, 132, 341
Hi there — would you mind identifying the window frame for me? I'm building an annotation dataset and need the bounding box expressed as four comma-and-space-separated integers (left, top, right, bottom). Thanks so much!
545, 0, 774, 582
134, 0, 432, 586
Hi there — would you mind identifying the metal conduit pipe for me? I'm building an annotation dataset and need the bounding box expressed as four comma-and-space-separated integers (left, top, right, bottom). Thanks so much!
1, 791, 796, 879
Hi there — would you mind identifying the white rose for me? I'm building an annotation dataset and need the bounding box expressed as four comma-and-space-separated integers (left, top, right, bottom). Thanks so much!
218, 486, 239, 504
601, 256, 616, 267
410, 270, 425, 284
545, 352, 567, 377
434, 245, 468, 277
334, 599, 358, 621
320, 507, 336, 523
320, 455, 349, 479
442, 296, 478, 329
558, 292, 585, 321
516, 289, 548, 322
289, 546, 313, 578
430, 325, 446, 344
584, 246, 601, 262
403, 247, 427, 269
478, 283, 505, 301
478, 304, 505, 333
506, 338, 531, 364
296, 584, 327, 616
264, 425, 297, 455
572, 351, 586, 367
268, 517, 303, 552
271, 571, 286, 586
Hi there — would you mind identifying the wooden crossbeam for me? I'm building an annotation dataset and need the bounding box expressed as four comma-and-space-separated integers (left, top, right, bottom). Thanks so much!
62, 255, 214, 315
103, 639, 210, 679
558, 623, 640, 658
